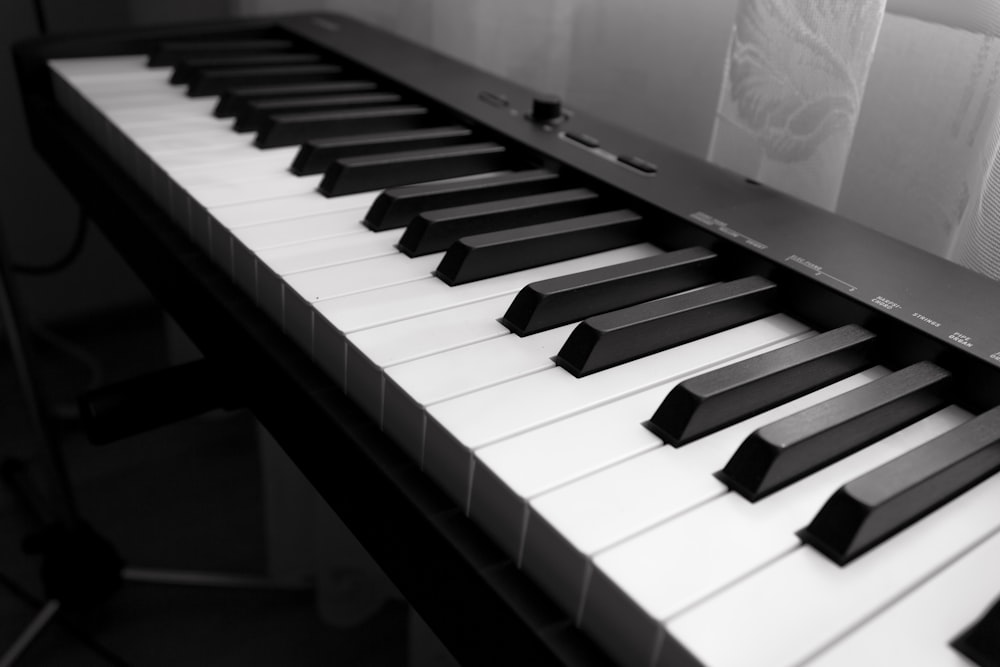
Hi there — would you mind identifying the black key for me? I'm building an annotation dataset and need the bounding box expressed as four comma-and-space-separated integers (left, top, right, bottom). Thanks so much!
954, 594, 1000, 667
235, 92, 402, 132
364, 169, 561, 230
318, 143, 510, 197
554, 275, 777, 377
398, 188, 603, 257
214, 80, 379, 117
292, 126, 475, 176
255, 105, 433, 148
647, 324, 876, 445
435, 209, 645, 286
149, 39, 296, 67
501, 248, 718, 336
171, 52, 322, 85
188, 64, 344, 97
719, 361, 951, 502
799, 403, 1000, 565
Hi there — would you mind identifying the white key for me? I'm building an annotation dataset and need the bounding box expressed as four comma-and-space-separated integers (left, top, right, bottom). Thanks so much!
61, 71, 173, 89
113, 117, 234, 141
255, 227, 403, 332
260, 252, 438, 342
156, 144, 298, 213
156, 142, 293, 171
100, 101, 220, 126
228, 207, 371, 293
665, 470, 1000, 667
518, 368, 883, 619
341, 296, 513, 436
232, 209, 373, 251
129, 126, 250, 153
49, 55, 154, 78
806, 526, 1000, 667
186, 170, 323, 210
256, 227, 400, 276
169, 147, 299, 178
422, 314, 810, 512
580, 406, 969, 667
209, 190, 382, 267
388, 323, 571, 414
175, 164, 324, 247
209, 190, 382, 229
471, 385, 665, 561
87, 90, 197, 110
381, 324, 572, 460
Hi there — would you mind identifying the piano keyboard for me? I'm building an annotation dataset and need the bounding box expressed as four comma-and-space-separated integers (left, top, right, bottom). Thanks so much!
17, 14, 1000, 667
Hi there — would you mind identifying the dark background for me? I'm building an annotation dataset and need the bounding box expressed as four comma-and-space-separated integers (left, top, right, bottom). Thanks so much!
0, 5, 451, 665
1, 0, 234, 324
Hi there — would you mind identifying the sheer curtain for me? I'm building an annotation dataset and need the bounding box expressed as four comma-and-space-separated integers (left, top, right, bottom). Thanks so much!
846, 1, 1000, 277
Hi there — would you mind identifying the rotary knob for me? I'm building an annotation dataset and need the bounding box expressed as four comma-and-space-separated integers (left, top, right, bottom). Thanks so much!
530, 95, 564, 124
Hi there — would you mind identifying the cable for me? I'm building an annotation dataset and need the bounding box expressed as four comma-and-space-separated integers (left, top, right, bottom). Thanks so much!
13, 209, 89, 276
13, 0, 92, 278
30, 323, 105, 391
31, 0, 47, 36
27, 321, 107, 422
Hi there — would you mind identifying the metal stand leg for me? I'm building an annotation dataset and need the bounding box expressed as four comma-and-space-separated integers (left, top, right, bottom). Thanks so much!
0, 212, 311, 666
0, 214, 78, 527
0, 601, 60, 667
122, 568, 308, 592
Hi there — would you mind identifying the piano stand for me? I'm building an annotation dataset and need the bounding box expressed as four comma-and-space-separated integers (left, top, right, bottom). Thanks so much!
0, 516, 308, 667
78, 358, 240, 446
0, 214, 307, 666
0, 429, 310, 667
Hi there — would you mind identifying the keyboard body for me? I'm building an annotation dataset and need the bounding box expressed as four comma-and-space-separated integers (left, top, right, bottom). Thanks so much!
14, 13, 1000, 667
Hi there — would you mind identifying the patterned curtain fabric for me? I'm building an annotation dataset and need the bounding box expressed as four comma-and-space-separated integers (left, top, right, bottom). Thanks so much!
708, 1, 886, 211
235, 0, 1000, 267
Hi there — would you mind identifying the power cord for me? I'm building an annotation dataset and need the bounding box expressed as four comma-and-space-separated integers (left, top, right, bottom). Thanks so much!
31, 0, 47, 36
12, 0, 93, 279
14, 0, 91, 278
6, 0, 105, 411
12, 209, 89, 276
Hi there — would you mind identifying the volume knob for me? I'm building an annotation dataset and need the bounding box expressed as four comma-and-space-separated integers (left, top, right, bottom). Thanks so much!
531, 95, 564, 124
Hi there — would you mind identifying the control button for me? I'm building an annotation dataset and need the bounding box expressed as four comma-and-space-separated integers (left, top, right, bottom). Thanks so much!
531, 95, 564, 123
565, 132, 600, 148
618, 155, 658, 174
478, 91, 509, 107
